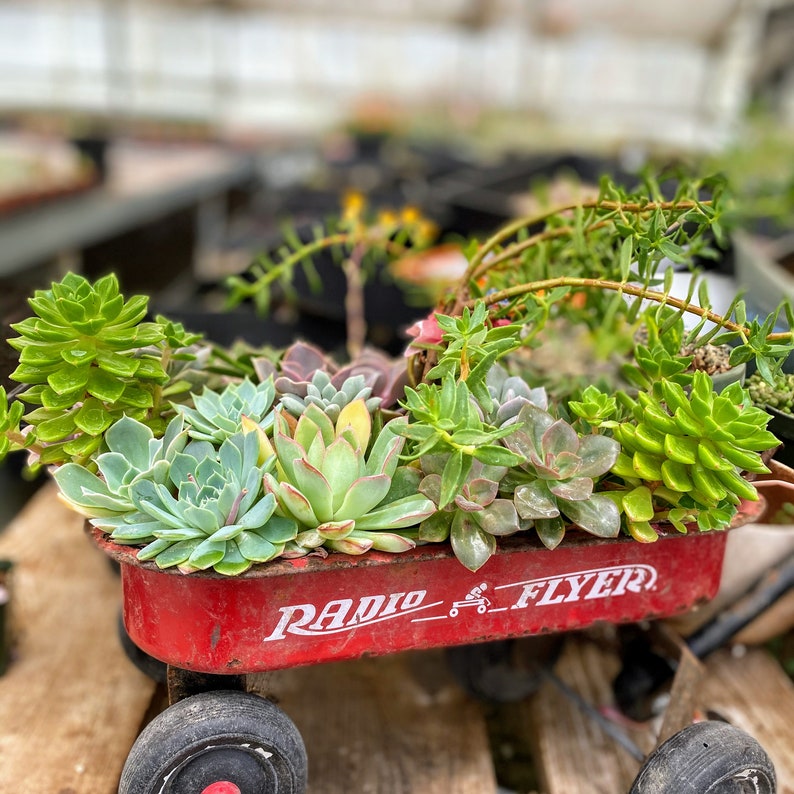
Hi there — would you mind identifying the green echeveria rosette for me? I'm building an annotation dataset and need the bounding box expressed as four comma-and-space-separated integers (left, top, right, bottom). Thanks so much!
611, 371, 778, 540
173, 378, 277, 443
92, 430, 297, 576
53, 414, 188, 519
264, 400, 436, 557
7, 272, 169, 466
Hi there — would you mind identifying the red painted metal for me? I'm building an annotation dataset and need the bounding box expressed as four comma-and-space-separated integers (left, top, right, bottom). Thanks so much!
95, 499, 765, 676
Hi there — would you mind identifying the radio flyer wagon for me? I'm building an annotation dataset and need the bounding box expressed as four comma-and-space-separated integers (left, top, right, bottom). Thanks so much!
96, 497, 775, 794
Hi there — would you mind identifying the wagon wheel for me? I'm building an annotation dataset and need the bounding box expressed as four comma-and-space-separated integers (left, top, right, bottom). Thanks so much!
629, 720, 776, 793
118, 690, 308, 794
445, 635, 564, 703
117, 610, 168, 684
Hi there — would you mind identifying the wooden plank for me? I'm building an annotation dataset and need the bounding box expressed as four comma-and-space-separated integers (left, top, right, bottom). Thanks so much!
250, 649, 499, 794
0, 483, 157, 794
701, 648, 794, 793
522, 635, 657, 794
520, 635, 794, 794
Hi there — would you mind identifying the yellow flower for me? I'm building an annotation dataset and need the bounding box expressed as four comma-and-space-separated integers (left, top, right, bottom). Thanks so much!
342, 190, 366, 221
400, 205, 421, 225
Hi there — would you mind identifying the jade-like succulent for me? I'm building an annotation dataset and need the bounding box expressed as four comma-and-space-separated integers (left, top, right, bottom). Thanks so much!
92, 430, 297, 575
418, 456, 522, 572
173, 378, 277, 442
502, 402, 621, 550
264, 399, 436, 556
53, 414, 188, 519
611, 371, 778, 539
4, 272, 199, 467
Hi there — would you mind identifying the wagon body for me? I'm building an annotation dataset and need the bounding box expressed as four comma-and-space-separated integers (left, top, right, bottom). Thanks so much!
95, 517, 756, 676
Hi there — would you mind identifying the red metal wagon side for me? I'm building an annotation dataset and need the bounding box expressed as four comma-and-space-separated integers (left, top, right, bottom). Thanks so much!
98, 498, 767, 794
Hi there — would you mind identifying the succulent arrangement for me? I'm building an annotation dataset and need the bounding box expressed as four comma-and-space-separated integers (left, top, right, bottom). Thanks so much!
3, 172, 794, 574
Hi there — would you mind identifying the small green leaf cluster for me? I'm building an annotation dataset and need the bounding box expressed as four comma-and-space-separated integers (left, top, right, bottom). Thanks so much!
611, 371, 777, 539
568, 385, 617, 428
424, 302, 521, 411
398, 376, 524, 510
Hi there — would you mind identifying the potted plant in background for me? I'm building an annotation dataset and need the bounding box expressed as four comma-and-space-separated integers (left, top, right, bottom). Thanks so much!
0, 170, 789, 793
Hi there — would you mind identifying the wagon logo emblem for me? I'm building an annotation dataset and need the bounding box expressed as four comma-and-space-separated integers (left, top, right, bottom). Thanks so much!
261, 564, 658, 642
449, 583, 490, 617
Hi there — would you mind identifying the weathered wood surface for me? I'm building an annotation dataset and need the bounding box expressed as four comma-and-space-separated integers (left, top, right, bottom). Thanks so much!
252, 651, 498, 794
524, 635, 657, 793
0, 482, 157, 794
0, 483, 499, 793
700, 647, 794, 792
525, 635, 794, 794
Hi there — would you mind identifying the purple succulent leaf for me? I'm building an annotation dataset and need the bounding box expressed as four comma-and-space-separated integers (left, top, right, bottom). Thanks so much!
575, 434, 621, 478
523, 403, 556, 451
533, 458, 564, 479
273, 375, 310, 397
474, 498, 521, 536
542, 419, 579, 457
251, 357, 277, 383
561, 494, 621, 538
454, 495, 484, 512
514, 481, 560, 520
282, 342, 336, 377
503, 403, 554, 458
549, 476, 593, 502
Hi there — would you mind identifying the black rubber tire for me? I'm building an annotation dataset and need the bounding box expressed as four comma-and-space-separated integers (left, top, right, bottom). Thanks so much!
118, 690, 308, 794
445, 635, 563, 703
117, 611, 168, 684
629, 720, 776, 793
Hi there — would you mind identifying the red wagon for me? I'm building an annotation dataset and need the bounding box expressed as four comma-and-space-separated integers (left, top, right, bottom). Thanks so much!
97, 498, 774, 794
